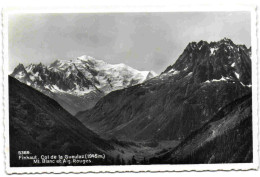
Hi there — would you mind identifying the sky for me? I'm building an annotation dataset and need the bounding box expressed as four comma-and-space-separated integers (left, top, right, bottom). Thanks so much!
8, 12, 251, 73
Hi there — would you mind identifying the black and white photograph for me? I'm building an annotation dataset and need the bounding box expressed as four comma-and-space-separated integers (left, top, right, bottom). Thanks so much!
3, 5, 258, 173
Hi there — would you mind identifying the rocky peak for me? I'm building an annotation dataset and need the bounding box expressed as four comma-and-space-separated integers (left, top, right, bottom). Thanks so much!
219, 37, 234, 45
12, 63, 26, 74
33, 62, 47, 72
197, 40, 209, 49
163, 38, 251, 85
11, 63, 29, 81
49, 59, 62, 67
146, 71, 157, 80
11, 55, 157, 114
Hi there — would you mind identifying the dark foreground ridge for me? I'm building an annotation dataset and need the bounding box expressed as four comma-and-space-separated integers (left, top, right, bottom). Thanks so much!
9, 76, 115, 167
149, 94, 252, 164
9, 38, 253, 166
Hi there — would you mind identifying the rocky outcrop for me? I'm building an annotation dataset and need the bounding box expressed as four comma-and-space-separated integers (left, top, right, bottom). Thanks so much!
77, 38, 251, 142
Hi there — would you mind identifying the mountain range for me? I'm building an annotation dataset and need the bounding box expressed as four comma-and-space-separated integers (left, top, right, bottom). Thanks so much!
11, 55, 157, 115
9, 38, 253, 165
76, 38, 252, 142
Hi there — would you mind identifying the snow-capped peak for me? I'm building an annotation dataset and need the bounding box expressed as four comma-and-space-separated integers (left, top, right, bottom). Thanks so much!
162, 38, 251, 86
77, 55, 94, 61
11, 55, 157, 114
76, 55, 106, 64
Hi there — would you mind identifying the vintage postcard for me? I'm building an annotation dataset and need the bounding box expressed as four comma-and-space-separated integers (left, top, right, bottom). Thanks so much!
3, 5, 259, 174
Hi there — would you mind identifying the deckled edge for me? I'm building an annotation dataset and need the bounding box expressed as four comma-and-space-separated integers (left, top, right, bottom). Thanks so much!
255, 3, 260, 173
1, 5, 259, 174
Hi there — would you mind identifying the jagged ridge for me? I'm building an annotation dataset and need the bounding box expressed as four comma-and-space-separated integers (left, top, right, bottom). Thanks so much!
11, 55, 157, 114
163, 38, 251, 85
77, 38, 252, 142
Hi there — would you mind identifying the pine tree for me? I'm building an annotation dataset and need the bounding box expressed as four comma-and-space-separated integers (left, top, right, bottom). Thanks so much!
116, 154, 121, 165
142, 157, 147, 164
132, 156, 137, 164
121, 158, 125, 165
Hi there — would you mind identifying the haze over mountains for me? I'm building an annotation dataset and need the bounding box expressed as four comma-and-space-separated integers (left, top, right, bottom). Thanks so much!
9, 38, 253, 165
11, 55, 157, 115
77, 38, 252, 142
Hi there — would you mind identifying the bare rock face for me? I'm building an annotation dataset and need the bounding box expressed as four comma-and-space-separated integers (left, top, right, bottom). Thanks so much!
11, 55, 157, 115
163, 38, 251, 85
77, 38, 251, 141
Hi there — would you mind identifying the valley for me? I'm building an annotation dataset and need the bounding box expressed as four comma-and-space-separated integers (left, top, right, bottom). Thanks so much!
9, 38, 253, 166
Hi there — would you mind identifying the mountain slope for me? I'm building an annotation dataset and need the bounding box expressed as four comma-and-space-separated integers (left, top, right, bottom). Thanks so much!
11, 55, 157, 115
150, 94, 252, 164
77, 38, 251, 141
9, 76, 115, 167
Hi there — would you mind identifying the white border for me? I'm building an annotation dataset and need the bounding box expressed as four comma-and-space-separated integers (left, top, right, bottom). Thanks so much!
3, 4, 259, 174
